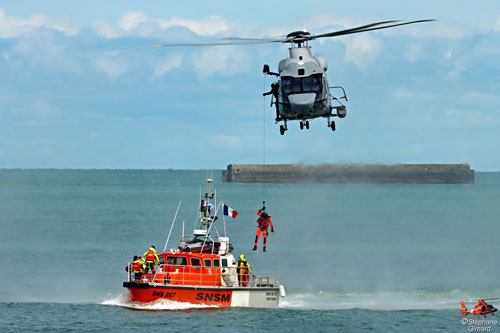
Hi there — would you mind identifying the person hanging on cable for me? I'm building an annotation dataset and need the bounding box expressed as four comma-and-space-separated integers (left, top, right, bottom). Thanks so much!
253, 202, 274, 252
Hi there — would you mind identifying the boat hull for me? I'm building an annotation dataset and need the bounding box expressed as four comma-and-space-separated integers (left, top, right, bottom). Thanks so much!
123, 282, 280, 308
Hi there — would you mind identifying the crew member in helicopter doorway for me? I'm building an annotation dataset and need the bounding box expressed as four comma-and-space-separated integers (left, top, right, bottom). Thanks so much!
253, 205, 274, 252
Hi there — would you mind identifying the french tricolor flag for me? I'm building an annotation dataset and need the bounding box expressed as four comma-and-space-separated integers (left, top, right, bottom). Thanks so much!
223, 204, 238, 218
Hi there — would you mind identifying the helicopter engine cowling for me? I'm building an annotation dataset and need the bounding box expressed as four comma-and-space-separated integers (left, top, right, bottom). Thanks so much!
314, 56, 328, 71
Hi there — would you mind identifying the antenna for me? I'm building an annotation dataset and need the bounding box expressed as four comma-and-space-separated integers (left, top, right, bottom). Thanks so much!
182, 219, 185, 239
163, 200, 182, 252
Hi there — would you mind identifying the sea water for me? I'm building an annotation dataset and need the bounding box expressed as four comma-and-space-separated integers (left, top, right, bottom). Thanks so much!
0, 169, 499, 332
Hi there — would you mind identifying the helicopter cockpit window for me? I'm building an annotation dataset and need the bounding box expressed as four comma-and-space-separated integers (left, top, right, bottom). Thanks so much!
282, 74, 323, 95
292, 79, 302, 93
303, 76, 321, 92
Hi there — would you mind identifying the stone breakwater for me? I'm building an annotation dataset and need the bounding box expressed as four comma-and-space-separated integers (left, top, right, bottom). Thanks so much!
222, 163, 474, 184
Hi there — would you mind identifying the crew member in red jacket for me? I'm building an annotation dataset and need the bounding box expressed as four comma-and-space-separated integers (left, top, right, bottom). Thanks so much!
143, 245, 160, 274
253, 205, 274, 252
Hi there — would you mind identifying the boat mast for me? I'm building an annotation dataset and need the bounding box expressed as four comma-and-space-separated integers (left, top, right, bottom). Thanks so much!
200, 177, 215, 231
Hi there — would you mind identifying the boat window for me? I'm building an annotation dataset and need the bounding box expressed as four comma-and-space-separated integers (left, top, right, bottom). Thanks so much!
191, 257, 202, 267
159, 256, 165, 265
222, 258, 228, 267
204, 259, 212, 268
167, 256, 187, 266
213, 259, 220, 268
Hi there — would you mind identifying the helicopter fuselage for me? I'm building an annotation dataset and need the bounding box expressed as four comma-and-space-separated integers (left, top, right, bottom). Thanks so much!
278, 47, 331, 120
264, 42, 347, 135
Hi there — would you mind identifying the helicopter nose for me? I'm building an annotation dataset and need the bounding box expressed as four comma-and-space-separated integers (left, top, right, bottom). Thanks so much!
288, 93, 316, 115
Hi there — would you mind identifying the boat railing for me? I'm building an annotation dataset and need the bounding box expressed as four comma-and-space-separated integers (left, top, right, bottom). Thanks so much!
127, 263, 279, 288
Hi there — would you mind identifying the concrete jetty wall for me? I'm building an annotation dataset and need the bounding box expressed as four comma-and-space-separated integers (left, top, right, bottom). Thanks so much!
222, 163, 475, 184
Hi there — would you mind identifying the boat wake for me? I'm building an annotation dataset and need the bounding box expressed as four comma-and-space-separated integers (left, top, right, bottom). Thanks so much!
101, 293, 219, 311
279, 290, 478, 311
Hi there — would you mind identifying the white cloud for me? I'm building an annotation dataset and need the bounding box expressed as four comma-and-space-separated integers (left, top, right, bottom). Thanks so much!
93, 56, 128, 79
154, 56, 183, 78
0, 9, 79, 38
191, 46, 249, 77
93, 11, 153, 38
444, 108, 496, 127
413, 22, 466, 40
158, 16, 231, 36
118, 11, 148, 31
443, 49, 453, 60
446, 61, 467, 80
495, 15, 500, 31
93, 12, 231, 39
343, 34, 381, 70
92, 21, 122, 39
303, 13, 377, 33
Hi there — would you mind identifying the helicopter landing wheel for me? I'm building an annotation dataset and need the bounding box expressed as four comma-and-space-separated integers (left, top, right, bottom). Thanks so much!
300, 122, 304, 130
306, 121, 310, 129
331, 121, 336, 131
280, 125, 285, 135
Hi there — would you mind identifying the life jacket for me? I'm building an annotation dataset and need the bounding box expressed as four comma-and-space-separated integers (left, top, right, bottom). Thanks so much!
145, 250, 155, 262
132, 261, 143, 273
257, 216, 270, 229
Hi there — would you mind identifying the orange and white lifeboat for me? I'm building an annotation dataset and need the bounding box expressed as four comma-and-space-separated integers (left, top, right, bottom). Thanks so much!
123, 178, 285, 308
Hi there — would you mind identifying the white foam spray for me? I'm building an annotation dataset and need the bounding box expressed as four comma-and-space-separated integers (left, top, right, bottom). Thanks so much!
279, 289, 482, 311
101, 293, 219, 311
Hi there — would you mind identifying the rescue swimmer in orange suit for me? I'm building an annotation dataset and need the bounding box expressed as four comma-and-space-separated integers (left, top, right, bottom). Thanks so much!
253, 205, 274, 252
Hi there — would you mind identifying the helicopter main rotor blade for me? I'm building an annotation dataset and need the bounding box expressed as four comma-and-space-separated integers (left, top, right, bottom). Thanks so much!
153, 19, 435, 48
153, 39, 283, 47
308, 20, 400, 40
308, 19, 435, 40
219, 36, 285, 42
472, 297, 499, 302
219, 21, 405, 44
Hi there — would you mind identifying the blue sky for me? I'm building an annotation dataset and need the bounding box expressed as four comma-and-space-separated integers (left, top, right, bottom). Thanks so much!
1, 1, 500, 170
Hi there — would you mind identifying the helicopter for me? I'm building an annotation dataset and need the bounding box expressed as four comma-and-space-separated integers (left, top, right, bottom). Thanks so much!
153, 19, 434, 135
461, 298, 498, 317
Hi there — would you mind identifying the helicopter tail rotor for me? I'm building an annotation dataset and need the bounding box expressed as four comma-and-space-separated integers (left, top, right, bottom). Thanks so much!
461, 301, 469, 316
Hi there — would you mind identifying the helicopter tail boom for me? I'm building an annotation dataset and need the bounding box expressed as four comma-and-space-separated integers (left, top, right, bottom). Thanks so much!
461, 301, 469, 316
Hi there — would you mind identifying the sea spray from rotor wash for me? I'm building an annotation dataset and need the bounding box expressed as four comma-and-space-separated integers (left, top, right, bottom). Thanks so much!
0, 169, 498, 332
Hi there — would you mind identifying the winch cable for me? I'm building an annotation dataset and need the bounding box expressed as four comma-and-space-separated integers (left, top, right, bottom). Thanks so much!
262, 73, 267, 204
